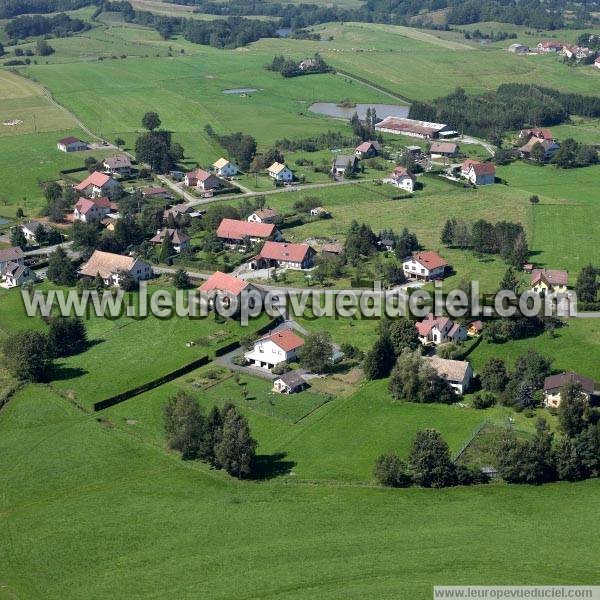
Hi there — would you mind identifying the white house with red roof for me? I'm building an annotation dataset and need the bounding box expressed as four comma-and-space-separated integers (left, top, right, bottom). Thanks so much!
57, 136, 88, 152
216, 218, 281, 246
530, 268, 569, 295
75, 172, 122, 199
73, 197, 115, 222
461, 159, 495, 185
416, 313, 467, 346
184, 168, 222, 191
537, 40, 563, 53
254, 241, 316, 270
354, 140, 381, 158
402, 251, 448, 281
198, 271, 260, 311
244, 328, 305, 370
384, 166, 415, 192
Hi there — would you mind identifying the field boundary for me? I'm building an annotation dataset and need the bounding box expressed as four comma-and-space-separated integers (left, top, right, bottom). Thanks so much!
452, 419, 488, 462
335, 70, 413, 104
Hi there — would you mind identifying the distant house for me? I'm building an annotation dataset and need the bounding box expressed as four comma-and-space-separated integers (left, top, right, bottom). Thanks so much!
430, 141, 459, 158
268, 162, 294, 182
74, 196, 115, 222
298, 58, 317, 71
75, 172, 122, 199
543, 372, 595, 408
508, 43, 529, 54
273, 371, 308, 394
79, 250, 152, 287
254, 241, 316, 270
416, 313, 468, 346
164, 203, 198, 220
57, 136, 88, 152
331, 154, 359, 176
310, 206, 330, 217
531, 268, 569, 295
384, 166, 415, 192
519, 128, 555, 142
467, 320, 484, 337
21, 221, 49, 244
562, 44, 591, 60
424, 356, 473, 394
216, 218, 281, 246
102, 154, 132, 176
248, 208, 278, 224
595, 57, 600, 69
519, 137, 560, 161
184, 169, 221, 191
198, 271, 259, 311
143, 186, 170, 199
402, 251, 448, 281
244, 328, 304, 370
461, 159, 495, 185
0, 246, 25, 273
212, 158, 238, 177
354, 140, 381, 158
149, 228, 191, 253
375, 117, 453, 139
1, 261, 36, 288
321, 242, 343, 257
537, 40, 563, 53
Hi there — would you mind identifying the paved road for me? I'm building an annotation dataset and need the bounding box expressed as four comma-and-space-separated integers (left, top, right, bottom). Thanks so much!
25, 241, 81, 259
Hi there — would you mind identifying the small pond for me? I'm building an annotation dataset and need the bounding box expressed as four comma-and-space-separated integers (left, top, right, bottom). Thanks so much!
223, 88, 259, 94
0, 218, 9, 226
276, 27, 292, 37
309, 102, 409, 120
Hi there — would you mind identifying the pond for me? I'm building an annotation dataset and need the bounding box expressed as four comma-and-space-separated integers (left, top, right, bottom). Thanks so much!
276, 27, 292, 37
0, 218, 9, 226
309, 102, 410, 121
222, 88, 259, 94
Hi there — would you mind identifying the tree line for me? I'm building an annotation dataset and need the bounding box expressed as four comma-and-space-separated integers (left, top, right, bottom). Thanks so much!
0, 0, 94, 19
164, 392, 256, 479
5, 12, 89, 40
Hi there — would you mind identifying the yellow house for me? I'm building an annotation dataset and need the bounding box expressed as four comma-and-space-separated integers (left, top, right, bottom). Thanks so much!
531, 268, 568, 294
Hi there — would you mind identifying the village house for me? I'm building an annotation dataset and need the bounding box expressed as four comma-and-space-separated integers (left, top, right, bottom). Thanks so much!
20, 221, 50, 244
331, 154, 359, 176
416, 313, 468, 346
273, 371, 308, 394
198, 271, 260, 311
102, 155, 132, 176
519, 137, 560, 161
595, 57, 600, 69
79, 250, 152, 287
56, 136, 88, 152
254, 241, 316, 270
424, 356, 473, 394
184, 168, 222, 191
164, 203, 200, 220
461, 159, 496, 185
143, 187, 170, 200
244, 328, 304, 370
247, 208, 278, 224
149, 228, 191, 253
531, 268, 569, 295
402, 251, 448, 281
75, 172, 122, 199
321, 242, 344, 257
0, 246, 25, 273
508, 43, 529, 54
216, 218, 281, 246
212, 158, 238, 177
298, 58, 316, 71
537, 40, 563, 53
354, 140, 381, 158
268, 162, 294, 182
384, 166, 415, 192
519, 128, 555, 142
1, 261, 36, 288
101, 216, 118, 232
430, 141, 459, 158
467, 320, 484, 337
375, 117, 453, 139
74, 196, 116, 222
562, 45, 592, 60
543, 372, 595, 408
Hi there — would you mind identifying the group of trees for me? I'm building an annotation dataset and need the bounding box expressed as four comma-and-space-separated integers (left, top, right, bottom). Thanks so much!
344, 221, 420, 264
410, 85, 600, 140
2, 317, 87, 382
298, 331, 334, 374
441, 218, 529, 267
135, 112, 184, 174
350, 110, 380, 142
5, 12, 88, 40
375, 429, 487, 489
0, 0, 94, 19
550, 138, 598, 169
267, 53, 330, 77
40, 180, 77, 223
575, 264, 599, 304
275, 131, 358, 153
498, 381, 600, 485
204, 126, 257, 171
164, 392, 256, 479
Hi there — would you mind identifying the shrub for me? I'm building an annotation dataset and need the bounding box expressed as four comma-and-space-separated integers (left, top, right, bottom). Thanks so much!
472, 392, 496, 409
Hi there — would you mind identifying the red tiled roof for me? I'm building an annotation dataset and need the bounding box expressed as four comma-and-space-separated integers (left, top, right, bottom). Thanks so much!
531, 268, 568, 286
216, 218, 275, 241
355, 140, 380, 153
75, 196, 114, 215
392, 166, 414, 178
416, 313, 451, 337
259, 241, 312, 263
58, 136, 83, 145
259, 328, 304, 352
471, 161, 496, 176
187, 168, 212, 182
75, 171, 113, 192
461, 158, 479, 171
199, 271, 249, 295
411, 251, 448, 271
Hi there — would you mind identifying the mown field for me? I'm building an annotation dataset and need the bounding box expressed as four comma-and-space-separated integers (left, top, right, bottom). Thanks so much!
1, 384, 600, 599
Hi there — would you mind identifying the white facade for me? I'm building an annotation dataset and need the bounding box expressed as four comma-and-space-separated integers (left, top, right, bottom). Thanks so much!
268, 165, 294, 182
402, 257, 444, 281
57, 139, 88, 152
214, 161, 238, 177
244, 339, 299, 370
385, 174, 414, 192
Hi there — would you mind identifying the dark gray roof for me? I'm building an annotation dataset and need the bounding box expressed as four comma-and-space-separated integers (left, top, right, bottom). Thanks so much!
544, 372, 595, 394
276, 371, 307, 389
2, 261, 30, 279
0, 246, 25, 263
333, 155, 356, 169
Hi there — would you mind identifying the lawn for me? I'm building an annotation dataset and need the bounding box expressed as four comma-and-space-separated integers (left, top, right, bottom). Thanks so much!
2, 385, 600, 599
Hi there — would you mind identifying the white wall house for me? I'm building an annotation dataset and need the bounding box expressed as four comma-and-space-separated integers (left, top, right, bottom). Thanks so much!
212, 158, 238, 177
416, 314, 468, 346
244, 328, 304, 370
79, 250, 152, 287
268, 162, 293, 182
425, 356, 473, 394
402, 251, 448, 281
384, 167, 415, 192
57, 136, 88, 152
1, 262, 36, 288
